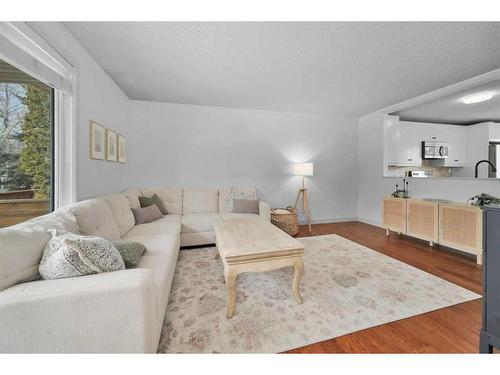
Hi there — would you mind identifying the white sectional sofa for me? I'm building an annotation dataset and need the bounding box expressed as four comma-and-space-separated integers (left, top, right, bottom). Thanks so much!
0, 187, 271, 353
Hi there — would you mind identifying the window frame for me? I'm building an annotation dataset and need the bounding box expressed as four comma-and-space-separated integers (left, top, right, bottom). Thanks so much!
0, 22, 76, 209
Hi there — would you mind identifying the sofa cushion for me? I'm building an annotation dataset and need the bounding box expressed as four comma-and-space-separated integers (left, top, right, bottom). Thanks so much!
39, 231, 125, 280
124, 215, 181, 238
140, 188, 183, 215
0, 210, 80, 291
183, 188, 219, 214
221, 213, 260, 220
181, 213, 221, 234
218, 188, 232, 213
181, 231, 215, 247
103, 193, 135, 237
70, 198, 121, 240
30, 206, 80, 234
136, 254, 178, 324
124, 233, 180, 258
219, 187, 257, 212
123, 188, 141, 209
0, 268, 157, 353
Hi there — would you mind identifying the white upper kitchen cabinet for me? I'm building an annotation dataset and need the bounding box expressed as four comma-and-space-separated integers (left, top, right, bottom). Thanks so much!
402, 123, 424, 166
387, 121, 422, 167
387, 120, 466, 168
419, 121, 467, 167
385, 115, 401, 166
442, 125, 466, 167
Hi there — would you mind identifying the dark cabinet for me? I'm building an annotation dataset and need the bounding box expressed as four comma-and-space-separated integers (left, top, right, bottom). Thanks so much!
480, 207, 500, 353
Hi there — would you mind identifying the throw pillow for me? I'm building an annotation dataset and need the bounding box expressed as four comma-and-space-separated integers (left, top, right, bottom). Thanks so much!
131, 204, 163, 224
110, 240, 147, 268
139, 194, 168, 214
231, 199, 260, 214
39, 230, 125, 280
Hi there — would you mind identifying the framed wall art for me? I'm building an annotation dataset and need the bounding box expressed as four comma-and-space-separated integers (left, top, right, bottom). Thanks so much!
106, 129, 118, 162
118, 134, 127, 163
89, 121, 105, 160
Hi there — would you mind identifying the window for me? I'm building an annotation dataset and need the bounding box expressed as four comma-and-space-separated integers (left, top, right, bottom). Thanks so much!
0, 59, 54, 227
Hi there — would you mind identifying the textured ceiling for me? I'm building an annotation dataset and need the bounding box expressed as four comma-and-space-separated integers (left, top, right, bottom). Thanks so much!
393, 79, 500, 125
64, 22, 500, 116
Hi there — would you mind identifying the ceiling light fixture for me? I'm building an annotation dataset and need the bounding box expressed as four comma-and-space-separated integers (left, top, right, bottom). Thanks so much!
461, 91, 495, 104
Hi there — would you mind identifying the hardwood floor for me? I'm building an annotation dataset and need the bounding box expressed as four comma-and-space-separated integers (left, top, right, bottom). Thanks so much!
284, 221, 483, 353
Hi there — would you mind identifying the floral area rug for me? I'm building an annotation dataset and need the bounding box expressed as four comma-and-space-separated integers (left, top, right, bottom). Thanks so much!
157, 234, 480, 353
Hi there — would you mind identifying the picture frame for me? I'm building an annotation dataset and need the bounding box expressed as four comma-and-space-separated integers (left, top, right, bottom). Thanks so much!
118, 134, 127, 163
89, 121, 105, 160
106, 129, 118, 162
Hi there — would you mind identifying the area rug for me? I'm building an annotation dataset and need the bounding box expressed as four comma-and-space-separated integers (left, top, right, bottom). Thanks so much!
157, 234, 480, 353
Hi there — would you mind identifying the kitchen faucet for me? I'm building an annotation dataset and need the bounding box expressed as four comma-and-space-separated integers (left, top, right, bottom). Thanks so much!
475, 160, 497, 178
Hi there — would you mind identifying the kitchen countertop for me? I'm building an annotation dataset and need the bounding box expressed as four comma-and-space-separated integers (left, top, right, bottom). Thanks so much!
421, 198, 451, 203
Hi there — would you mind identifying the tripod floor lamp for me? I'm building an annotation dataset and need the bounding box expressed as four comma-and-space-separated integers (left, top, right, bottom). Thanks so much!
293, 162, 313, 232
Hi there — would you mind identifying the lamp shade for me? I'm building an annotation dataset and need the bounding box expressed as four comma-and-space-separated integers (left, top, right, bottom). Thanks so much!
293, 163, 313, 176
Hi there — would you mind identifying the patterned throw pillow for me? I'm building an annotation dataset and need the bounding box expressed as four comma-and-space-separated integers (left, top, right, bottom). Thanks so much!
110, 240, 147, 268
139, 194, 168, 214
39, 230, 125, 280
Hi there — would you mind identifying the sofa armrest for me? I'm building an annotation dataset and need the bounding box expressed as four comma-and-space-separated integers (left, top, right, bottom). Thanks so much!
259, 200, 271, 221
0, 269, 157, 353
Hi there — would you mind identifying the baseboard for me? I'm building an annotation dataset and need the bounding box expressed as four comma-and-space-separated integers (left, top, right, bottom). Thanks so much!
357, 217, 384, 228
296, 216, 384, 227
297, 216, 358, 225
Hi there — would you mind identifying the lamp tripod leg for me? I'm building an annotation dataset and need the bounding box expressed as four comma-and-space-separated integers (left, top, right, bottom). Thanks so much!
294, 189, 302, 211
303, 189, 312, 232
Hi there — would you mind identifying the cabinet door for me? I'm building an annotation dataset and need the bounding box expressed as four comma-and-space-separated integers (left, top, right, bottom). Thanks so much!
386, 115, 400, 166
382, 197, 407, 233
444, 144, 464, 166
485, 209, 500, 337
397, 124, 422, 166
406, 199, 438, 243
439, 203, 482, 260
444, 127, 466, 167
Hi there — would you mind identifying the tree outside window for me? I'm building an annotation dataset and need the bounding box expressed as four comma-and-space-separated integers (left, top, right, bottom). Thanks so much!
0, 60, 53, 227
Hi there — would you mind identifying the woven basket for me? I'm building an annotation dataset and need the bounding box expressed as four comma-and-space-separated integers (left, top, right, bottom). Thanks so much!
271, 206, 299, 236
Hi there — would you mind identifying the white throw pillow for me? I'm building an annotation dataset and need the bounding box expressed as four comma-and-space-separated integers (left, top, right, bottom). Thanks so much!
39, 231, 125, 280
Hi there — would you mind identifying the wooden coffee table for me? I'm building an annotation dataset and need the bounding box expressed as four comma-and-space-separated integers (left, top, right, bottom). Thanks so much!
214, 217, 305, 318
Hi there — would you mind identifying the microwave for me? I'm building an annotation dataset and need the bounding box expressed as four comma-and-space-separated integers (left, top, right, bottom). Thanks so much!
422, 141, 448, 159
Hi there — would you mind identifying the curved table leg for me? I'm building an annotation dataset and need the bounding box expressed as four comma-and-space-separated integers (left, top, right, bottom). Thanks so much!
292, 257, 304, 304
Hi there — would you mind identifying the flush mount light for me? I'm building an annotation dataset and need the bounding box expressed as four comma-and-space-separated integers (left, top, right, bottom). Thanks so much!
461, 91, 495, 104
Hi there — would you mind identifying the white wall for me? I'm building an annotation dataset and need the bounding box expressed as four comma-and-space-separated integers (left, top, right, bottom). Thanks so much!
14, 22, 359, 223
27, 22, 499, 226
28, 22, 133, 200
358, 112, 500, 225
129, 101, 359, 223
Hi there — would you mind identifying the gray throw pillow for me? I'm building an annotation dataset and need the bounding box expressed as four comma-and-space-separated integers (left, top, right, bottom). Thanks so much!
139, 194, 168, 214
110, 240, 147, 268
231, 199, 260, 214
131, 204, 163, 224
39, 230, 125, 280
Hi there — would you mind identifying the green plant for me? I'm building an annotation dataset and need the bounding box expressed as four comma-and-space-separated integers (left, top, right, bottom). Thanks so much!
18, 85, 52, 199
